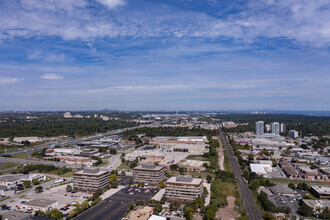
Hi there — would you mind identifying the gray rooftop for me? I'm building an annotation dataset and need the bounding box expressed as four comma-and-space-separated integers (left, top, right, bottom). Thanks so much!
0, 175, 27, 183
25, 198, 57, 207
134, 164, 164, 171
166, 175, 203, 185
75, 168, 109, 176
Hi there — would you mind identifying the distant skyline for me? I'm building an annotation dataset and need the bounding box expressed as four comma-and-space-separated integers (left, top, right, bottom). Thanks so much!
0, 0, 330, 111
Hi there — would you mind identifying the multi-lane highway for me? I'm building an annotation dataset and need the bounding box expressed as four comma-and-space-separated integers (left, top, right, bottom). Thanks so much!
219, 129, 263, 220
0, 123, 155, 170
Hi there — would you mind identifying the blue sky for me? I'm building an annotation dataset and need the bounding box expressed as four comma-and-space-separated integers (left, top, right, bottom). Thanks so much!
0, 0, 329, 111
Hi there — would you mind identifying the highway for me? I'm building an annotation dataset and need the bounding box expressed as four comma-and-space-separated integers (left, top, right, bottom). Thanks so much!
219, 128, 263, 220
0, 123, 155, 171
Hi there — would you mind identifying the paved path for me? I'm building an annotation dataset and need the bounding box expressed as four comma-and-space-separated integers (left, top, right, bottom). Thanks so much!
220, 129, 262, 220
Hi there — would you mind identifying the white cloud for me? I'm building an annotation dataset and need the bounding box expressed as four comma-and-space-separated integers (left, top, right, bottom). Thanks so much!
96, 0, 126, 9
40, 73, 63, 80
0, 77, 22, 84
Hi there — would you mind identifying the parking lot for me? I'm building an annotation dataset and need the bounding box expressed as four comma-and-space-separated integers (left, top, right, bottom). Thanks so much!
74, 187, 158, 220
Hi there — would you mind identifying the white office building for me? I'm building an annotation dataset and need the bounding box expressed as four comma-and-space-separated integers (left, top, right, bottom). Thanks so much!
255, 121, 264, 136
271, 122, 280, 136
280, 123, 286, 133
288, 130, 299, 138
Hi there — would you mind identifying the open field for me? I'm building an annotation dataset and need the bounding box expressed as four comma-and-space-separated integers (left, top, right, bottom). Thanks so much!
117, 164, 132, 171
13, 152, 30, 159
0, 162, 21, 170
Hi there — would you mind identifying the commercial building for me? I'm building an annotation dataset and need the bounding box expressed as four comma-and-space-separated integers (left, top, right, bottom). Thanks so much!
255, 121, 264, 136
21, 198, 58, 212
179, 160, 209, 172
133, 164, 166, 185
250, 163, 272, 177
73, 168, 110, 192
301, 199, 330, 211
13, 137, 41, 143
282, 166, 299, 179
310, 186, 330, 199
0, 174, 46, 189
53, 156, 95, 166
165, 175, 203, 202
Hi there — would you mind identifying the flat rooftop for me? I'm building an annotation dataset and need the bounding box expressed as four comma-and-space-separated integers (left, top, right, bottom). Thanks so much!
134, 164, 165, 171
25, 198, 57, 207
302, 199, 330, 208
0, 175, 26, 183
166, 175, 203, 185
1, 210, 32, 220
75, 168, 109, 176
311, 186, 330, 194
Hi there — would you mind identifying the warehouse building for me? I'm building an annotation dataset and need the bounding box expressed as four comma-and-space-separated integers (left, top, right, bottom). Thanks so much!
73, 168, 110, 192
21, 198, 58, 212
133, 164, 166, 185
310, 186, 330, 199
165, 175, 203, 202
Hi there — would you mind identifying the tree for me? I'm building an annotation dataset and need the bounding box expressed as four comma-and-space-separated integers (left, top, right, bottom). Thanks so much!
35, 186, 43, 193
170, 164, 178, 170
109, 174, 117, 183
160, 196, 166, 204
46, 208, 63, 220
206, 174, 212, 183
184, 207, 194, 220
23, 180, 31, 188
17, 184, 24, 191
298, 204, 313, 217
158, 182, 165, 188
66, 184, 72, 192
248, 153, 254, 160
81, 200, 90, 210
32, 178, 39, 185
288, 183, 295, 189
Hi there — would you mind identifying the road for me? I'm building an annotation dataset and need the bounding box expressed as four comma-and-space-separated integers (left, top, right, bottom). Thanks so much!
219, 129, 263, 220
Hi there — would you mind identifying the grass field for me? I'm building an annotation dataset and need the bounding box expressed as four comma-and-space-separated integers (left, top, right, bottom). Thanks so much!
0, 196, 10, 202
0, 162, 21, 170
61, 171, 74, 177
185, 155, 209, 161
117, 164, 132, 171
0, 146, 22, 153
13, 152, 30, 159
270, 178, 330, 185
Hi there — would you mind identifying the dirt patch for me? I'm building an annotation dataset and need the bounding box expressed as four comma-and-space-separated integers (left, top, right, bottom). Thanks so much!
216, 196, 240, 220
217, 147, 225, 171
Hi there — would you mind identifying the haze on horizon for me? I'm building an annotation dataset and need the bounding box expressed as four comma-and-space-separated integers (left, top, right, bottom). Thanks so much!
0, 0, 329, 111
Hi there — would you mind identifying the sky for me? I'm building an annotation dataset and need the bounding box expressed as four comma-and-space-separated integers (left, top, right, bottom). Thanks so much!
0, 0, 330, 111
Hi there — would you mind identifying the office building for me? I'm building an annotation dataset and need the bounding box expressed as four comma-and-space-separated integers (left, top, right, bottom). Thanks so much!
280, 123, 286, 133
73, 168, 109, 192
271, 122, 280, 136
288, 130, 299, 138
133, 164, 166, 185
255, 121, 264, 136
165, 175, 203, 202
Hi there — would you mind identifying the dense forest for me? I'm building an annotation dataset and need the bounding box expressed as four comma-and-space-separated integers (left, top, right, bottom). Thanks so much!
0, 112, 138, 138
216, 114, 330, 136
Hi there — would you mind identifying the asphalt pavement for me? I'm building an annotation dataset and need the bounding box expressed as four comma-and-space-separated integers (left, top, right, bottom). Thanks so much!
74, 188, 156, 220
220, 129, 263, 220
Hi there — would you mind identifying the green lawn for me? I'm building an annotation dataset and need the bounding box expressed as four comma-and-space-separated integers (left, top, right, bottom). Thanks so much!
0, 162, 21, 170
0, 146, 21, 154
117, 164, 132, 171
185, 155, 209, 161
61, 172, 74, 177
13, 152, 30, 159
0, 196, 10, 202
